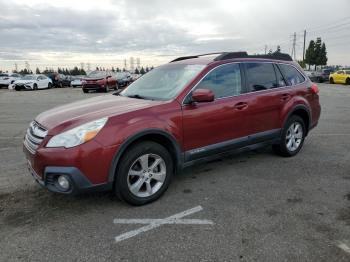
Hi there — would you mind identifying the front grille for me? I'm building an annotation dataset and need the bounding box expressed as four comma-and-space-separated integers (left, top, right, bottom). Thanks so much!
84, 84, 101, 89
24, 121, 48, 154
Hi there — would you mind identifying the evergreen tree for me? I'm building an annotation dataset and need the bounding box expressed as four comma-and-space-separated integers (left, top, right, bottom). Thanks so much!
35, 67, 41, 74
274, 45, 281, 54
318, 42, 328, 66
140, 67, 146, 74
116, 67, 121, 72
305, 40, 316, 70
111, 67, 115, 72
134, 68, 140, 74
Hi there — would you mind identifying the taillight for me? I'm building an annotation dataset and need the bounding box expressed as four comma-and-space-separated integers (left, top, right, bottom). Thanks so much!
310, 83, 319, 94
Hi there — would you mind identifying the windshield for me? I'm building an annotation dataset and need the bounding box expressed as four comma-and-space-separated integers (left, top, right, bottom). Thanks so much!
116, 72, 128, 78
87, 71, 107, 78
121, 64, 205, 100
22, 75, 35, 80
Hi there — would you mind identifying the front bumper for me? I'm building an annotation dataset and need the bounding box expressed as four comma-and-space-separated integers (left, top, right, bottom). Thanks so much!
14, 84, 33, 90
83, 84, 104, 91
27, 161, 112, 194
23, 139, 119, 195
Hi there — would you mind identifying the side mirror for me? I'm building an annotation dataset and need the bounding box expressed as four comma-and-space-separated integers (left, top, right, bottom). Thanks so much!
191, 88, 214, 103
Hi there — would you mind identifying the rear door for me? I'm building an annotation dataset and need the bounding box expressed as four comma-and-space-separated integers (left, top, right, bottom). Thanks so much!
182, 63, 251, 161
242, 62, 288, 143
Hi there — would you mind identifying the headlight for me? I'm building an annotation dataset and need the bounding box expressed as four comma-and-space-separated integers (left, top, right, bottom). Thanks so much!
46, 117, 108, 148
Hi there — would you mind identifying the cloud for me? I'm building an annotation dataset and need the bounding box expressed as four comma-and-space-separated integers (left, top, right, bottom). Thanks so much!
0, 0, 349, 70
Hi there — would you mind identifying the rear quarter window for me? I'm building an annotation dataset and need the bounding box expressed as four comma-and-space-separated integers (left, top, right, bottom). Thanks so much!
244, 62, 277, 91
278, 64, 305, 86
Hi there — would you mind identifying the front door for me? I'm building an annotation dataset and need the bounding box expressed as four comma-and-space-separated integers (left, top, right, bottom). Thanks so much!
182, 63, 250, 161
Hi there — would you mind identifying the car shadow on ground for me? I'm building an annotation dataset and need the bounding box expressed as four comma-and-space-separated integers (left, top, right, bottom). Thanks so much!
0, 146, 273, 229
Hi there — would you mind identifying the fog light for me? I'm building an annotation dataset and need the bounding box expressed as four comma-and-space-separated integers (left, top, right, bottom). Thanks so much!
57, 175, 70, 190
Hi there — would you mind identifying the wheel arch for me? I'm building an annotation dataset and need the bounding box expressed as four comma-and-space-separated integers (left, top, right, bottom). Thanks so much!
107, 129, 183, 183
283, 105, 311, 136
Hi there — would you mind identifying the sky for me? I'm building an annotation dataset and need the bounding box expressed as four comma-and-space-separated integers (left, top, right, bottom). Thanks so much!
0, 0, 349, 72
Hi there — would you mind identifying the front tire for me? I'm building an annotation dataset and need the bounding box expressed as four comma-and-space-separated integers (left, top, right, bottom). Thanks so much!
330, 78, 334, 84
83, 89, 88, 93
33, 84, 38, 90
273, 115, 306, 157
346, 78, 350, 85
114, 141, 174, 205
48, 83, 52, 89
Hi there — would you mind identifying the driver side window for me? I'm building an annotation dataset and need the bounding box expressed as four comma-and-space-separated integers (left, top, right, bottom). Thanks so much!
195, 63, 242, 99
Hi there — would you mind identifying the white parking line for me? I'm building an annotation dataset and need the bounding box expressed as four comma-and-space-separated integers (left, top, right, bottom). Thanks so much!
337, 241, 350, 255
113, 205, 213, 243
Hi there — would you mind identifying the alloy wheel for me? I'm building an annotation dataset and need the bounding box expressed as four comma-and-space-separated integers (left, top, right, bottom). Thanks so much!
286, 122, 303, 152
127, 153, 166, 198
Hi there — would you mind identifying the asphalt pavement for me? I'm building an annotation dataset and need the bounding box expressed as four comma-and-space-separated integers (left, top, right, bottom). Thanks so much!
0, 84, 349, 262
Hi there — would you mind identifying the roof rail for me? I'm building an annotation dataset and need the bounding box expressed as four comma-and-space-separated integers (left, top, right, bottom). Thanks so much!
214, 52, 293, 61
169, 52, 223, 63
170, 51, 293, 63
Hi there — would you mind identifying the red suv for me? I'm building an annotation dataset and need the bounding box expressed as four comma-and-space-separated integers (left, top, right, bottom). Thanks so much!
23, 52, 321, 205
82, 70, 118, 93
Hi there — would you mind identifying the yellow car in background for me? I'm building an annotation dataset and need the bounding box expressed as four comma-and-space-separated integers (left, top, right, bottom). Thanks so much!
329, 70, 350, 85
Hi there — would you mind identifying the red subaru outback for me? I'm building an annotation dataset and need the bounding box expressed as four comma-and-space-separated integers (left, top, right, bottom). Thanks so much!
23, 52, 321, 205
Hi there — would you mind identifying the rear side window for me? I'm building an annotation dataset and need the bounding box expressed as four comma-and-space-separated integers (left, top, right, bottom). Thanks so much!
244, 63, 277, 91
278, 64, 305, 86
195, 63, 242, 99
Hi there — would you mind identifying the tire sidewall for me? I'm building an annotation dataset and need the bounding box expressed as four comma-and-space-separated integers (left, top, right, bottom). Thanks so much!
115, 142, 173, 205
280, 116, 306, 156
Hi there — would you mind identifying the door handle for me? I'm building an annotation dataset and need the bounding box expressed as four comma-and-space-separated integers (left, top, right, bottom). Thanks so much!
281, 93, 291, 101
233, 102, 248, 110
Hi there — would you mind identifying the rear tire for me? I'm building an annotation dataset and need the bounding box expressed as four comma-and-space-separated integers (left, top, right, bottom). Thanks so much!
273, 115, 306, 157
83, 89, 88, 93
114, 141, 174, 205
346, 78, 350, 85
48, 83, 52, 89
330, 78, 334, 84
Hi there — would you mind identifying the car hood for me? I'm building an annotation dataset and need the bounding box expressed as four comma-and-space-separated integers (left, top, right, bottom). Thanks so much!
35, 95, 165, 134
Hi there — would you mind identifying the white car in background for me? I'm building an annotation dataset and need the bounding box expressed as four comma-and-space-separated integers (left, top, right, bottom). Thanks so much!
71, 75, 84, 87
0, 73, 21, 88
13, 74, 52, 91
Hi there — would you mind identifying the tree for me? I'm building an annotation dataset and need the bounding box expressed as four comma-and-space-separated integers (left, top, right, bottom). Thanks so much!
274, 45, 281, 54
35, 67, 41, 74
134, 68, 140, 74
297, 60, 306, 69
317, 42, 328, 67
305, 40, 316, 70
140, 67, 146, 74
111, 66, 115, 72
305, 38, 328, 70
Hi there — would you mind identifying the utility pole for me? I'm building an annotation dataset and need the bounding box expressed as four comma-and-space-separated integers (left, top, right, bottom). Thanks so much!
291, 32, 297, 60
302, 30, 307, 61
264, 45, 267, 55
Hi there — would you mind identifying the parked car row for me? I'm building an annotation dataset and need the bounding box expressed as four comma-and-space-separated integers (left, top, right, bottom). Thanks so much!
305, 69, 334, 83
